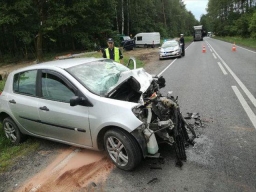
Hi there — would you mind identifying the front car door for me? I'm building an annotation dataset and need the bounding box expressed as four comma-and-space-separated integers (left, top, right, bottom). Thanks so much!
37, 70, 92, 147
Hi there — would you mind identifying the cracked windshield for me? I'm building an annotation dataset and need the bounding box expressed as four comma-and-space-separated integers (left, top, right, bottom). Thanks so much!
67, 60, 129, 96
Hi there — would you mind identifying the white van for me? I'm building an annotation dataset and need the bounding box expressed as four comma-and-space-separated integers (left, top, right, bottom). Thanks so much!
134, 32, 160, 48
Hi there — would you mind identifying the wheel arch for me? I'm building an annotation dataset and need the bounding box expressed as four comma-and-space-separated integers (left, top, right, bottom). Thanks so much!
0, 112, 11, 123
0, 112, 27, 135
97, 126, 147, 158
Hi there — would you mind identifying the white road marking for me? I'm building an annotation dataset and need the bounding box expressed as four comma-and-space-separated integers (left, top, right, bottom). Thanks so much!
234, 44, 256, 53
30, 184, 42, 192
158, 59, 177, 76
232, 86, 256, 129
210, 49, 212, 52
51, 148, 81, 173
217, 62, 228, 75
208, 43, 256, 108
212, 53, 217, 59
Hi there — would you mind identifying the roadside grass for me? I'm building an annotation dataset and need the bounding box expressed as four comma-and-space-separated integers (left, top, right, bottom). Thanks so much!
213, 36, 256, 50
0, 128, 39, 172
185, 36, 193, 43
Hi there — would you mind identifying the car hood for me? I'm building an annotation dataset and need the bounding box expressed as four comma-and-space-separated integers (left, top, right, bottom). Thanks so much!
106, 68, 153, 97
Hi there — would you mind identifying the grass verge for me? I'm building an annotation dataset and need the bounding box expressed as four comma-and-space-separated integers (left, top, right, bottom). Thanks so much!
185, 36, 194, 43
213, 36, 256, 50
0, 128, 39, 172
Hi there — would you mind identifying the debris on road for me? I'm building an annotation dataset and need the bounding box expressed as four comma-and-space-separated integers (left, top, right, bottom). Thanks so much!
147, 178, 158, 184
150, 166, 162, 170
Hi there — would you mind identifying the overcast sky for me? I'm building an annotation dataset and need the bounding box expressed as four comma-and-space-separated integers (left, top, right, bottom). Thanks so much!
183, 0, 209, 21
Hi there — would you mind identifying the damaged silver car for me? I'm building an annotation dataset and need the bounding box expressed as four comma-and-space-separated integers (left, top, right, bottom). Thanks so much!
0, 57, 195, 170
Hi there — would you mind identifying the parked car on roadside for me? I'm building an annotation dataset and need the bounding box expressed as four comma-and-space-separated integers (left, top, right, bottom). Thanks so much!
120, 36, 135, 51
159, 39, 182, 60
0, 57, 195, 171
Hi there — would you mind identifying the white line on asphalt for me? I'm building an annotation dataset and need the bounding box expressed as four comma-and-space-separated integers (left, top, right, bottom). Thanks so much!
208, 39, 256, 54
217, 62, 228, 75
208, 43, 256, 108
158, 59, 177, 76
232, 86, 256, 129
210, 49, 212, 52
212, 53, 217, 59
234, 44, 256, 53
158, 42, 194, 76
51, 148, 80, 173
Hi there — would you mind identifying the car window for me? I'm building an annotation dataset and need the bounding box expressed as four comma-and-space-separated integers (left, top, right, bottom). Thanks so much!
162, 41, 178, 48
41, 72, 75, 103
67, 60, 129, 96
13, 70, 37, 96
137, 36, 142, 41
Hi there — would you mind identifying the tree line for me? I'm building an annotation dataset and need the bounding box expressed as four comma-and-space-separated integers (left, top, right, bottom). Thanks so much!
201, 0, 256, 37
0, 0, 198, 63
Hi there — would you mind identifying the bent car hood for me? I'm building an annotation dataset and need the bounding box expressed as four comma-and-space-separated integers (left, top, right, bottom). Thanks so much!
107, 68, 153, 97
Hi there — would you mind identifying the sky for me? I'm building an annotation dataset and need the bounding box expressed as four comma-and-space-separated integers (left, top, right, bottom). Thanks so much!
183, 0, 209, 21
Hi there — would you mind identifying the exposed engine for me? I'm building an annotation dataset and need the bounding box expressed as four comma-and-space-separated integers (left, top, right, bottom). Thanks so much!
139, 76, 196, 165
109, 73, 196, 166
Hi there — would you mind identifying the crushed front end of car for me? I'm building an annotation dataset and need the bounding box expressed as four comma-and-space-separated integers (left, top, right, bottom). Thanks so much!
106, 66, 196, 167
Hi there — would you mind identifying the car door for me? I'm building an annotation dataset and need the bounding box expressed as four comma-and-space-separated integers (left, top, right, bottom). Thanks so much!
8, 70, 41, 133
37, 70, 92, 147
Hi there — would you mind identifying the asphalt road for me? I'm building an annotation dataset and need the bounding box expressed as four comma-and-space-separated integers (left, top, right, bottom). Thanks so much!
102, 38, 256, 192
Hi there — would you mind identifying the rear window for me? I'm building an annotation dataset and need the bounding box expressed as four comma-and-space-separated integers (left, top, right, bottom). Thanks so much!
13, 70, 37, 96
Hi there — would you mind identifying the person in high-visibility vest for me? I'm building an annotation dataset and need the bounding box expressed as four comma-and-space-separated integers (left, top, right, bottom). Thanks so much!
102, 38, 123, 63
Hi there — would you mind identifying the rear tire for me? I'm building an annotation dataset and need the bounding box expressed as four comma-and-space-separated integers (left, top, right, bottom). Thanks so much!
104, 128, 142, 171
3, 117, 26, 144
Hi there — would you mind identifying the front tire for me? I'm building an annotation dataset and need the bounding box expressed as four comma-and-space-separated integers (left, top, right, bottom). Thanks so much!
104, 128, 142, 171
3, 117, 25, 144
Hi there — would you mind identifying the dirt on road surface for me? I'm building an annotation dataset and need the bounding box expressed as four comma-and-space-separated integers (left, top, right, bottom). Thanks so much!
0, 47, 170, 192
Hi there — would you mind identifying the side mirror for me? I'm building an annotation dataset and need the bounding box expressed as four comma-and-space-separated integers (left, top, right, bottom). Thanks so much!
70, 96, 93, 107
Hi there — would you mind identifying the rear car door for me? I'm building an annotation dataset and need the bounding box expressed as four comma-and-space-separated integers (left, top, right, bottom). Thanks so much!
8, 70, 41, 133
37, 70, 92, 146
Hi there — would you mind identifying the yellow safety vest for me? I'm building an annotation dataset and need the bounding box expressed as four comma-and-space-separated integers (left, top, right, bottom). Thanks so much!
105, 47, 120, 63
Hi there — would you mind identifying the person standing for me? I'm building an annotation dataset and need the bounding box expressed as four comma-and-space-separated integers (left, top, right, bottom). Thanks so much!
179, 34, 185, 56
102, 38, 123, 63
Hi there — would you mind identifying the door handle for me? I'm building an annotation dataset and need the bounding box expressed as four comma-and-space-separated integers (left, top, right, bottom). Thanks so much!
9, 99, 16, 104
39, 106, 49, 111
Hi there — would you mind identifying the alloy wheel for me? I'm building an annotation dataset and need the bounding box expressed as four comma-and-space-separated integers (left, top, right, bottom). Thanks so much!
106, 136, 128, 167
4, 121, 17, 142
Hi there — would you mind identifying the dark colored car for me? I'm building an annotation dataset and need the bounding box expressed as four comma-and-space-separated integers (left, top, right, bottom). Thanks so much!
120, 36, 135, 51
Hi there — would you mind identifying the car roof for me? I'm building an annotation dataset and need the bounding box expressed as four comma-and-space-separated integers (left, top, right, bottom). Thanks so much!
12, 57, 105, 73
